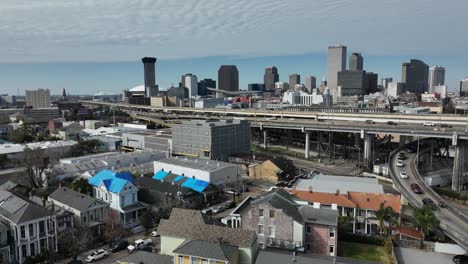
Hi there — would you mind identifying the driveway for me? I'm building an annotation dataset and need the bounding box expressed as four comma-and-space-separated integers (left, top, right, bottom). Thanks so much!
395, 247, 455, 264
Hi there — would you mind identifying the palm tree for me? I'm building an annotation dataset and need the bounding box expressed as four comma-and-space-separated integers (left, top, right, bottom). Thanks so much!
371, 203, 400, 236
414, 205, 439, 241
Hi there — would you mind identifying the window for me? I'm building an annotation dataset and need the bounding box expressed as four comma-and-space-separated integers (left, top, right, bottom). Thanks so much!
190, 256, 197, 264
21, 245, 27, 258
268, 226, 276, 238
20, 226, 26, 239
306, 243, 311, 252
121, 195, 125, 206
329, 245, 335, 255
178, 256, 183, 264
269, 210, 275, 218
329, 227, 335, 238
201, 259, 207, 264
133, 193, 136, 203
39, 221, 45, 234
105, 193, 108, 201
30, 243, 35, 257
306, 225, 312, 234
259, 209, 264, 217
258, 225, 264, 235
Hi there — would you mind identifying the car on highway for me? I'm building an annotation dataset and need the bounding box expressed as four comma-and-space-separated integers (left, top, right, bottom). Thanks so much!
86, 249, 109, 262
440, 124, 453, 128
410, 183, 423, 194
422, 122, 435, 126
422, 198, 436, 210
386, 121, 397, 125
109, 240, 129, 253
399, 171, 408, 179
396, 160, 404, 167
365, 120, 375, 124
452, 255, 468, 264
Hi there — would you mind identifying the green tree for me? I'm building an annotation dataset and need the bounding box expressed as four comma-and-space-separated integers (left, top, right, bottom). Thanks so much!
70, 178, 94, 196
414, 205, 439, 241
140, 210, 153, 232
58, 225, 93, 261
371, 203, 399, 236
9, 124, 34, 143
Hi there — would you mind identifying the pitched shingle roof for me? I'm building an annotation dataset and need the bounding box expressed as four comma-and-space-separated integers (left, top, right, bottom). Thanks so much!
48, 187, 108, 212
118, 252, 172, 264
0, 189, 51, 224
159, 209, 256, 248
173, 239, 238, 261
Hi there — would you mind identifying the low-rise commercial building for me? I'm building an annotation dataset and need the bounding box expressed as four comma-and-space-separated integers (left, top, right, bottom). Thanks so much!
122, 130, 171, 152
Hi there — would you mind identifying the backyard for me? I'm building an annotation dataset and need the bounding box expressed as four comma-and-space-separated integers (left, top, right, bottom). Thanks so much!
338, 241, 393, 264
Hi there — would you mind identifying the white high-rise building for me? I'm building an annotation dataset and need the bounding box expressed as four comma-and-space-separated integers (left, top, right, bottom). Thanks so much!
327, 45, 347, 99
428, 66, 445, 93
25, 89, 50, 109
182, 74, 198, 98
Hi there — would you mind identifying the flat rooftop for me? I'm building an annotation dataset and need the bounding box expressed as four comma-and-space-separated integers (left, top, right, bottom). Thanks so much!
294, 174, 383, 194
155, 156, 237, 172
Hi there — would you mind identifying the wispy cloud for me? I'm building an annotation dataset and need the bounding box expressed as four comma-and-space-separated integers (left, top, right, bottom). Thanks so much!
0, 0, 467, 62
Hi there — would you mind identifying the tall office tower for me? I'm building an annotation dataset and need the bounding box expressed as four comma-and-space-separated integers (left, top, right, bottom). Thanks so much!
381, 77, 393, 89
218, 65, 239, 92
198, 79, 216, 96
428, 66, 446, 93
327, 45, 347, 98
305, 76, 317, 92
141, 57, 158, 97
337, 71, 367, 96
460, 77, 468, 97
25, 89, 50, 109
289, 74, 301, 90
349, 53, 363, 71
264, 66, 279, 91
248, 83, 265, 92
365, 72, 379, 94
401, 59, 429, 94
181, 73, 198, 98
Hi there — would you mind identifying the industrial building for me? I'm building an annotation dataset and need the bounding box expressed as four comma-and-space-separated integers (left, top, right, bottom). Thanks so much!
121, 130, 171, 152
171, 119, 251, 161
154, 156, 240, 185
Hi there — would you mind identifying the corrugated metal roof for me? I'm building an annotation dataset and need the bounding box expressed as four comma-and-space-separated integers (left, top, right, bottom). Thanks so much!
181, 178, 209, 193
88, 169, 134, 193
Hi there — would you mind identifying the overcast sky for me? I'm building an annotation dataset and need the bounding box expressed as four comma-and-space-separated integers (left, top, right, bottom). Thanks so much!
0, 0, 467, 94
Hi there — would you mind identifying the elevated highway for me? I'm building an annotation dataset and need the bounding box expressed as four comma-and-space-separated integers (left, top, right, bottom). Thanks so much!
389, 145, 468, 250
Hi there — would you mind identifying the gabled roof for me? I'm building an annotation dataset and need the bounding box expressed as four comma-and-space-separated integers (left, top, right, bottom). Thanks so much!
88, 170, 134, 194
291, 190, 357, 208
0, 189, 51, 224
348, 192, 401, 213
173, 239, 238, 261
398, 226, 423, 240
159, 209, 256, 248
48, 187, 108, 212
117, 251, 172, 264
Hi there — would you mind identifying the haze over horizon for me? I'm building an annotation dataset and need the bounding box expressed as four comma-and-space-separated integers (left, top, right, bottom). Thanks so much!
1, 0, 467, 95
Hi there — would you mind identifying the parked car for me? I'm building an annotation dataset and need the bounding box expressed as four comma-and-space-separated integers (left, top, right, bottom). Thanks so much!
275, 181, 288, 187
224, 188, 240, 196
67, 260, 83, 264
128, 239, 152, 253
396, 160, 404, 167
365, 120, 375, 124
452, 255, 468, 264
212, 206, 226, 214
150, 230, 159, 237
440, 124, 453, 128
138, 245, 154, 252
86, 249, 109, 262
422, 122, 435, 126
201, 208, 213, 215
438, 201, 446, 208
386, 121, 397, 125
406, 148, 415, 153
110, 240, 129, 253
410, 183, 423, 194
399, 171, 408, 179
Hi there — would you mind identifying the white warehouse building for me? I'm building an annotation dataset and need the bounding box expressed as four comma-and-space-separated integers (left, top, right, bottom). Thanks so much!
153, 156, 239, 186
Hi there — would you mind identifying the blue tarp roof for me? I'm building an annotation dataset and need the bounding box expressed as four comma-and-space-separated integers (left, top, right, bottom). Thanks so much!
152, 170, 169, 181
181, 178, 210, 193
88, 169, 134, 193
173, 175, 184, 182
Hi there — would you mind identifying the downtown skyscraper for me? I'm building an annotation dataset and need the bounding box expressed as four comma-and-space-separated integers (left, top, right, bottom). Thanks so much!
264, 66, 279, 92
327, 45, 347, 98
428, 66, 445, 93
218, 65, 239, 92
402, 59, 429, 94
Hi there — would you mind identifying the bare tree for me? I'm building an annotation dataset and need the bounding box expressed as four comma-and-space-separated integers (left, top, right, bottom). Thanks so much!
58, 225, 94, 261
21, 148, 51, 188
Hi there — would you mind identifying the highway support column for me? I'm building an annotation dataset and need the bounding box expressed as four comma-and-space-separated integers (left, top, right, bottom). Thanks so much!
364, 133, 374, 170
263, 129, 268, 149
305, 131, 310, 159
452, 138, 465, 191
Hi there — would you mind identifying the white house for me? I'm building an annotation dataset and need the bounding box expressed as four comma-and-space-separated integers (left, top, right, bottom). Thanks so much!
88, 170, 149, 229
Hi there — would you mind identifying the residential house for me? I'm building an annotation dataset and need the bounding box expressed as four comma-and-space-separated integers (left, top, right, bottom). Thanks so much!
88, 170, 149, 229
232, 155, 295, 182
0, 222, 10, 263
159, 208, 258, 264
291, 190, 401, 235
48, 187, 110, 228
0, 189, 58, 263
237, 189, 339, 256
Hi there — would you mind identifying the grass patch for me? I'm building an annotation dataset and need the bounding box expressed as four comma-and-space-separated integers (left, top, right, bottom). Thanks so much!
338, 241, 391, 264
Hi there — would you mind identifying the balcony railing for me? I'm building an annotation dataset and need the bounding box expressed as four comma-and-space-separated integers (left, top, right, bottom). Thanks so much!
266, 238, 302, 250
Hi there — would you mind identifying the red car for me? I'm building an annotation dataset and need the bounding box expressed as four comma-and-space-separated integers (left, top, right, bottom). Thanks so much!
410, 183, 423, 194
